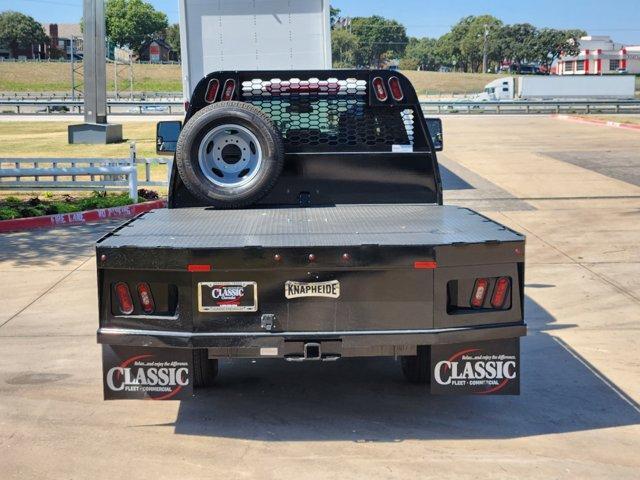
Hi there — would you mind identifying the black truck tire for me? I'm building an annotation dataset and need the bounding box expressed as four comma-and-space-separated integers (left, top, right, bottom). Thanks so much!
175, 101, 285, 208
401, 346, 431, 384
192, 349, 218, 388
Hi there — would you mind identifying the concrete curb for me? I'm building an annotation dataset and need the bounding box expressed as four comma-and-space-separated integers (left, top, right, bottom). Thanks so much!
555, 114, 640, 131
0, 199, 167, 233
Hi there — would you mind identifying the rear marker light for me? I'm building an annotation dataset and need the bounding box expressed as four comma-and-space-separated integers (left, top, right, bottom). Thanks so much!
414, 261, 437, 269
388, 76, 404, 101
491, 277, 511, 309
188, 264, 212, 272
115, 282, 134, 315
470, 278, 489, 308
137, 283, 155, 314
372, 77, 388, 101
221, 79, 236, 100
205, 79, 220, 103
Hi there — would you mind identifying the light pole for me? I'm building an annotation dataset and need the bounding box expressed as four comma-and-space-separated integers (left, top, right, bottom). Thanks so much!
68, 0, 122, 144
482, 24, 489, 73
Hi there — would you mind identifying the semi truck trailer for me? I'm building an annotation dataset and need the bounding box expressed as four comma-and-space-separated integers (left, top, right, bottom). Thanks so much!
477, 75, 636, 101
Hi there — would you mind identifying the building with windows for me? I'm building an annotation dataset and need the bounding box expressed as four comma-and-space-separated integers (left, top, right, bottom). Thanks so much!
557, 36, 640, 75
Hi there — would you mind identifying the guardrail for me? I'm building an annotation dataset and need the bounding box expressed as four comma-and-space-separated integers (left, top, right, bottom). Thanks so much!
0, 144, 173, 200
2, 98, 640, 116
0, 99, 184, 115
419, 99, 640, 115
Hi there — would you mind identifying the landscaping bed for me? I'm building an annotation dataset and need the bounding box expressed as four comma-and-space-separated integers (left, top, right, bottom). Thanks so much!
0, 190, 159, 221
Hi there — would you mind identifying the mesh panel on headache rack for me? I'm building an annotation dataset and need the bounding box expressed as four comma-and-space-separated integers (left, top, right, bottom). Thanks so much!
241, 77, 415, 152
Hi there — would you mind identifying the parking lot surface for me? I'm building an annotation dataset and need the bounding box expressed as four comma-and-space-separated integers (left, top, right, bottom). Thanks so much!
1, 116, 639, 479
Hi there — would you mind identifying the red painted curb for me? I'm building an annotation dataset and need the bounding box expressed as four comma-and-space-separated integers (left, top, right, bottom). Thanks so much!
555, 114, 640, 131
0, 199, 167, 233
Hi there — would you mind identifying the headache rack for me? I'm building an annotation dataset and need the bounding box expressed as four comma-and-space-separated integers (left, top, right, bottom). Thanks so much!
171, 70, 442, 208
187, 70, 431, 153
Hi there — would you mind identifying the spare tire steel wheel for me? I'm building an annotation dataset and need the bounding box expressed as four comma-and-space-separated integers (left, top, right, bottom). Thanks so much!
175, 101, 284, 208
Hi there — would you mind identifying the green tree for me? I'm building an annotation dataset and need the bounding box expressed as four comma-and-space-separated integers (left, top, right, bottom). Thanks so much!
331, 28, 358, 68
105, 0, 168, 54
0, 11, 48, 58
457, 15, 503, 72
164, 23, 180, 59
350, 16, 408, 68
400, 37, 439, 70
532, 28, 586, 68
498, 23, 538, 64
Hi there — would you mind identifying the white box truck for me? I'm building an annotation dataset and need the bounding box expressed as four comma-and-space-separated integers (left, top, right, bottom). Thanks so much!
477, 75, 636, 101
178, 0, 332, 100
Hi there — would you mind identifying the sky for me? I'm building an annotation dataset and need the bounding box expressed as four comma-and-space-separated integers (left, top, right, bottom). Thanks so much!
3, 0, 640, 45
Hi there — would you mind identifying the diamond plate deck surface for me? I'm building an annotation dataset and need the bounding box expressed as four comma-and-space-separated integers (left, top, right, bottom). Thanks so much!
98, 205, 523, 249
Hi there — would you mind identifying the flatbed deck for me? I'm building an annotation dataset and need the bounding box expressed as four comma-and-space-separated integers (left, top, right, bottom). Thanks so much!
99, 204, 523, 249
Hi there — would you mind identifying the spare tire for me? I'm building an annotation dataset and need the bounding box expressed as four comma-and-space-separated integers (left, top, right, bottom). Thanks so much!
175, 101, 284, 208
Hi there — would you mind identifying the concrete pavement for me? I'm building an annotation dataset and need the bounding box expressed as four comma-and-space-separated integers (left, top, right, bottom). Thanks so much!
1, 115, 639, 479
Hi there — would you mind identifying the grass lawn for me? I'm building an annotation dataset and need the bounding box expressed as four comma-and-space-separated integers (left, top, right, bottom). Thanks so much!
0, 121, 169, 187
2, 62, 506, 95
403, 71, 508, 95
0, 121, 158, 157
0, 62, 182, 93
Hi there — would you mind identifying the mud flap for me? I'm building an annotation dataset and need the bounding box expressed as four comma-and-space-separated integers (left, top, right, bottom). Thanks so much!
102, 345, 193, 400
430, 338, 520, 395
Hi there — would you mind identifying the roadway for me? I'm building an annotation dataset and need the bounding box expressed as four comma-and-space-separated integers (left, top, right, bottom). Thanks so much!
1, 115, 639, 479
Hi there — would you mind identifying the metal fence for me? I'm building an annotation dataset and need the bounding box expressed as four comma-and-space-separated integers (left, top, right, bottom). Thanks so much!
0, 144, 172, 201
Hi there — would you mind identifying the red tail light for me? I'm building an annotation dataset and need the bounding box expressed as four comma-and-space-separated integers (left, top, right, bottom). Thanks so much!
470, 278, 489, 308
372, 77, 388, 101
205, 79, 220, 103
491, 277, 511, 309
221, 79, 236, 100
388, 76, 404, 101
115, 282, 134, 315
137, 283, 155, 314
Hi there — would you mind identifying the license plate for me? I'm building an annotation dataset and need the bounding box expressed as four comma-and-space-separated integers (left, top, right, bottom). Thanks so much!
198, 282, 258, 312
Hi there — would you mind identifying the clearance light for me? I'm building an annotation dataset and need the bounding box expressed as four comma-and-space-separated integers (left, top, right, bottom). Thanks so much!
205, 79, 220, 103
491, 277, 511, 309
187, 264, 211, 272
115, 282, 134, 315
221, 79, 236, 100
470, 278, 489, 308
388, 76, 404, 101
414, 261, 437, 269
137, 283, 155, 314
372, 77, 388, 101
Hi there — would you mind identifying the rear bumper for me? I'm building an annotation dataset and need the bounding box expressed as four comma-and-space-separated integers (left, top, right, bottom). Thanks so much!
97, 322, 526, 350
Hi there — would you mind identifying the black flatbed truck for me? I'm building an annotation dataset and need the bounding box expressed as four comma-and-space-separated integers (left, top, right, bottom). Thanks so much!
97, 70, 526, 400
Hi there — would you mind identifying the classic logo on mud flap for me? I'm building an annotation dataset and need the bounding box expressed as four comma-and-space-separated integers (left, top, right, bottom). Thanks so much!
102, 346, 193, 401
430, 340, 520, 395
198, 282, 258, 312
285, 280, 340, 299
